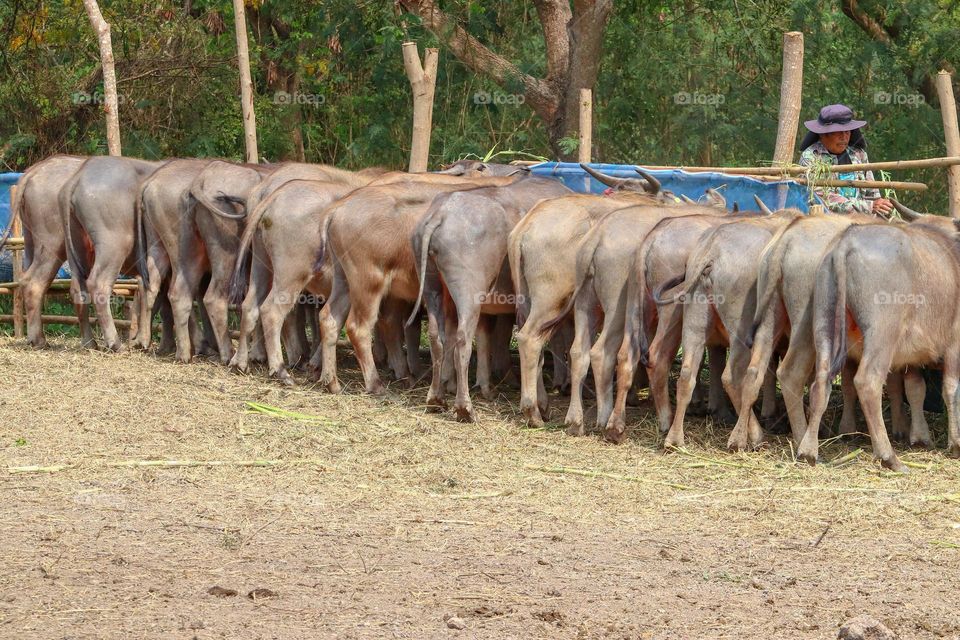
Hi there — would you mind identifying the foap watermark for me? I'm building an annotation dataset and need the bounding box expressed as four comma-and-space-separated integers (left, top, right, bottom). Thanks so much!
874, 91, 925, 107
273, 91, 325, 107
874, 291, 926, 306
674, 91, 725, 106
677, 291, 725, 306
71, 90, 127, 106
474, 292, 525, 305
270, 291, 327, 306
473, 90, 525, 106
75, 291, 133, 307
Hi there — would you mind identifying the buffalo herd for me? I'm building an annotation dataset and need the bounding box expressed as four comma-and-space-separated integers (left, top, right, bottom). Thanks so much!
6, 154, 960, 472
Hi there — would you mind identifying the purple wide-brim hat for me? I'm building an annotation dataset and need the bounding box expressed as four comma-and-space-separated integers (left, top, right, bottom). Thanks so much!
804, 104, 867, 134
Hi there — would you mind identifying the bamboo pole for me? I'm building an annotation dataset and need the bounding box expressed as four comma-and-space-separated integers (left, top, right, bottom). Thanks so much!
402, 42, 439, 173
232, 0, 258, 163
9, 186, 23, 338
0, 314, 132, 328
578, 89, 593, 164
773, 32, 804, 209
937, 70, 960, 218
81, 0, 121, 156
750, 176, 926, 191
638, 156, 960, 175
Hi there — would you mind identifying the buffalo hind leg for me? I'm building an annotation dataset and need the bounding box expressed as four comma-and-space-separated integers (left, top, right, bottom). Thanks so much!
317, 264, 351, 393
903, 367, 933, 448
663, 300, 712, 450
564, 286, 599, 436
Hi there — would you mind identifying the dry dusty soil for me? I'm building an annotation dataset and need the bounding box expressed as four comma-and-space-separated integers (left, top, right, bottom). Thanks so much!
1, 337, 959, 639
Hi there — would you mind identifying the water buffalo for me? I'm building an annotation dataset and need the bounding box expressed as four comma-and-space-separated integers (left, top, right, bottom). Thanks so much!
2, 154, 87, 348
742, 212, 884, 447
317, 174, 525, 395
137, 158, 216, 354
539, 200, 730, 436
802, 215, 960, 471
654, 209, 804, 450
605, 209, 766, 443
227, 179, 359, 382
168, 160, 273, 363
408, 175, 572, 421
61, 155, 166, 351
508, 166, 669, 426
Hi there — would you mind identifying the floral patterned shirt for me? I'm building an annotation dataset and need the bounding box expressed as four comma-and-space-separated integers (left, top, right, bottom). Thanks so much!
798, 141, 881, 214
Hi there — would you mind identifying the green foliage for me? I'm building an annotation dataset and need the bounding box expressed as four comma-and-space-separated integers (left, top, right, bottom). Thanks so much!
0, 0, 957, 210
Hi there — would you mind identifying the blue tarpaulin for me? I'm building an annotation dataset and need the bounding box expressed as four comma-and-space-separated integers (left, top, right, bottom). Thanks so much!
0, 173, 21, 282
0, 172, 71, 279
529, 162, 820, 212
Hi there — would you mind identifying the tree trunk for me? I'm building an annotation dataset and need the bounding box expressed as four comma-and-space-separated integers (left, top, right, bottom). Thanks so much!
231, 0, 258, 163
403, 42, 439, 173
81, 0, 121, 156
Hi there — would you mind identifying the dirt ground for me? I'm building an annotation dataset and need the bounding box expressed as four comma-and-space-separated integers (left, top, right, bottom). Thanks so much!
1, 336, 959, 639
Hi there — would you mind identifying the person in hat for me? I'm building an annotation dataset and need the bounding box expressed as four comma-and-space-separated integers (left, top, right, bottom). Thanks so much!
798, 104, 893, 215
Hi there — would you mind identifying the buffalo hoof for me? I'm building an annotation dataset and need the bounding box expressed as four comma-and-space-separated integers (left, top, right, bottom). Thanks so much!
228, 354, 249, 374
28, 338, 48, 350
272, 369, 295, 386
455, 403, 476, 423
368, 381, 386, 396
603, 426, 626, 444
662, 432, 684, 450
726, 431, 749, 452
795, 444, 818, 466
426, 395, 447, 413
880, 456, 909, 473
323, 378, 341, 394
479, 386, 495, 401
566, 422, 585, 437
910, 436, 934, 449
947, 442, 960, 458
521, 405, 544, 428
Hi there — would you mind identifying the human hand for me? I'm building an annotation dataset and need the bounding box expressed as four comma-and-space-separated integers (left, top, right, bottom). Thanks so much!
872, 198, 894, 216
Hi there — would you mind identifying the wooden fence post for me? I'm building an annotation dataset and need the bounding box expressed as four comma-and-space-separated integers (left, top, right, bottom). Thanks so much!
774, 31, 804, 209
232, 0, 259, 163
403, 42, 438, 173
10, 185, 24, 339
937, 70, 960, 219
578, 89, 593, 165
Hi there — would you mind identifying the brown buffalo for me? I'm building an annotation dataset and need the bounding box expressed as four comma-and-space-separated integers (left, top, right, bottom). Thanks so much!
802, 215, 960, 471
3, 155, 87, 348
317, 174, 525, 395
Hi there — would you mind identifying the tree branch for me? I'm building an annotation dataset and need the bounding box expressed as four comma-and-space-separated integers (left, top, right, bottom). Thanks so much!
841, 0, 892, 46
398, 0, 560, 122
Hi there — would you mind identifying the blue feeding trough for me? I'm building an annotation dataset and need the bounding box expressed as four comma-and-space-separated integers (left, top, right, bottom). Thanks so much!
529, 162, 820, 212
0, 173, 22, 282
0, 172, 71, 279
